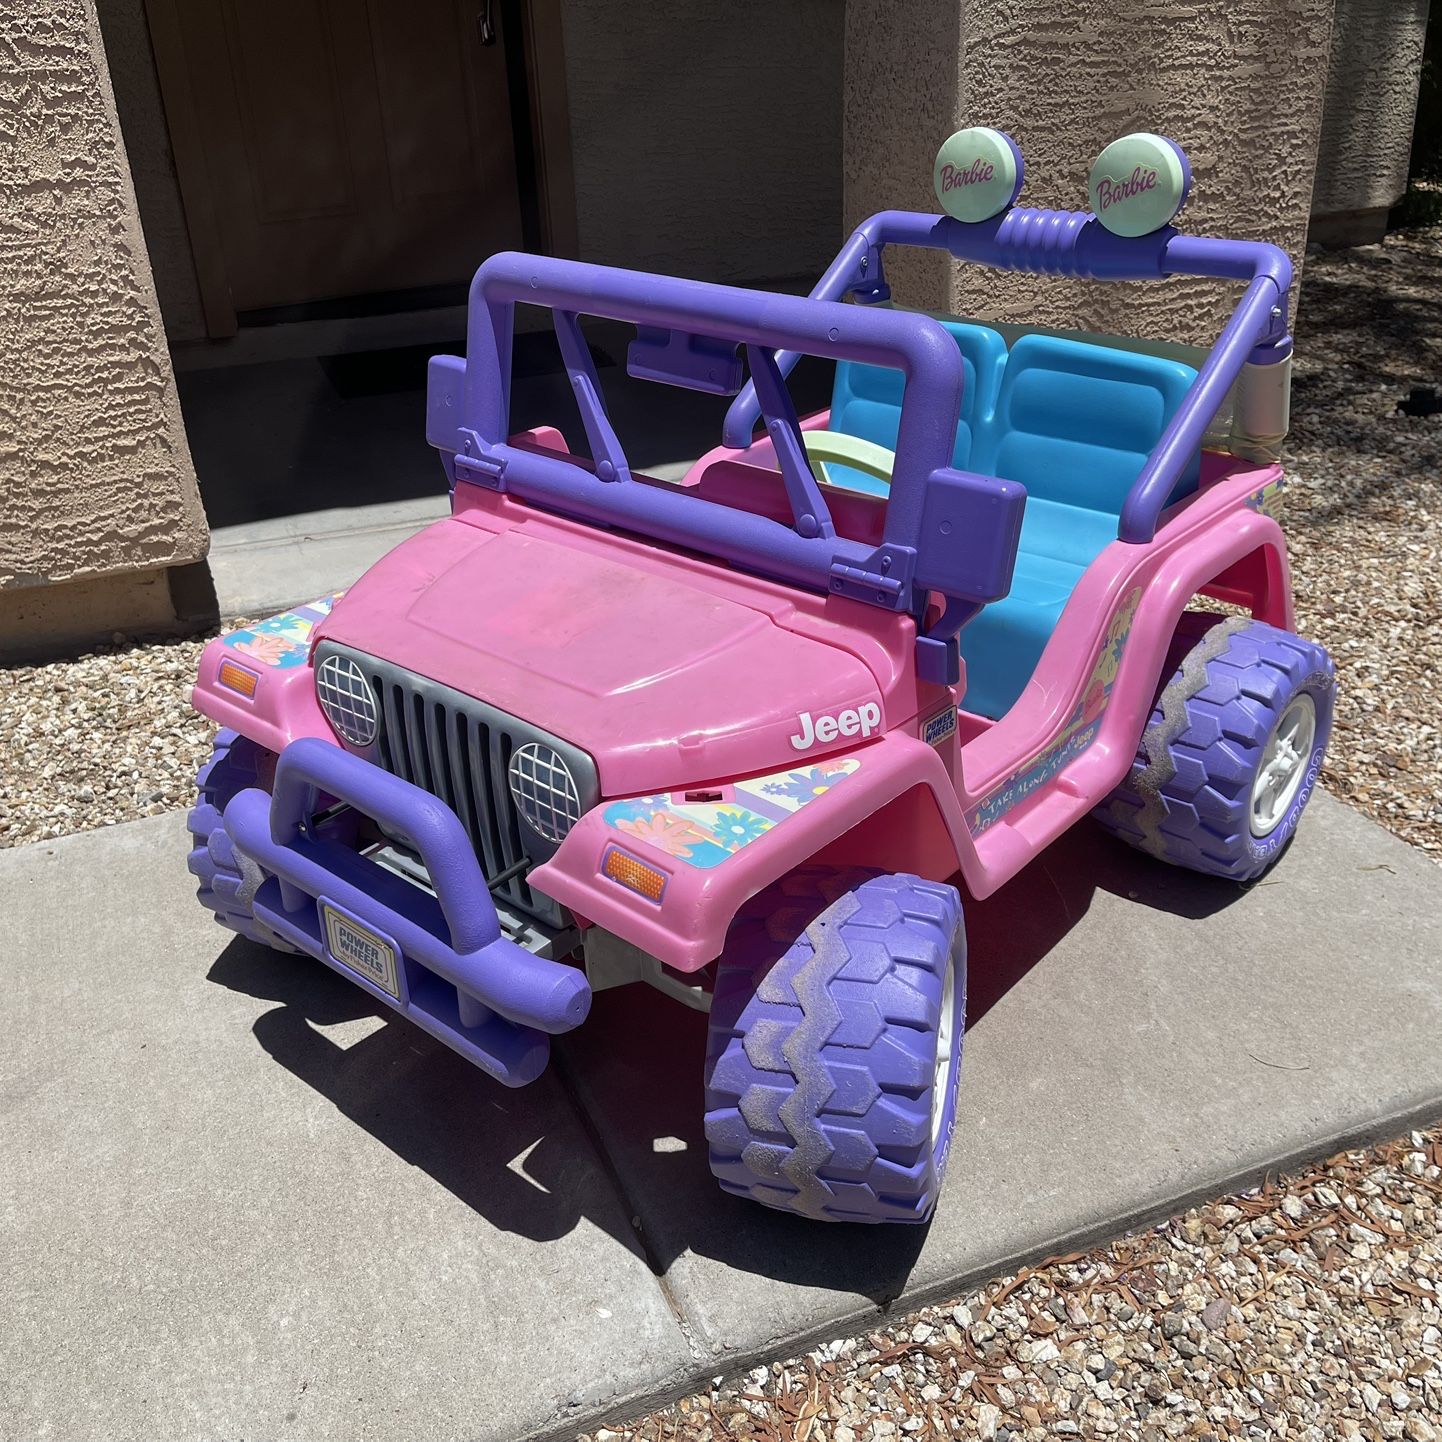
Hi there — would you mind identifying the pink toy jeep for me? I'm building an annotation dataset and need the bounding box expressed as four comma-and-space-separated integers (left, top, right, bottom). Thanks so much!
188, 132, 1334, 1224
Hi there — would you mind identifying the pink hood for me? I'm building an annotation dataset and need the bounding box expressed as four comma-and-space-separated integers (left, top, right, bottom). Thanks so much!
317, 509, 911, 795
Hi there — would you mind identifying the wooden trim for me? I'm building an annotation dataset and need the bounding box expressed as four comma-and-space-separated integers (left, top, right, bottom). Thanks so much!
143, 0, 238, 337
520, 0, 579, 259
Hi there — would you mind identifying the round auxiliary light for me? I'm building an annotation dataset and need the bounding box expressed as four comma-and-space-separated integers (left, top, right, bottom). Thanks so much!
315, 652, 379, 747
1088, 132, 1192, 237
508, 742, 583, 844
933, 127, 1024, 223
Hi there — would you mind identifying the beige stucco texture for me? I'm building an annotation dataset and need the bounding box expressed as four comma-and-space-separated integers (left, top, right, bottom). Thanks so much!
0, 0, 206, 593
845, 0, 1336, 347
1311, 0, 1429, 240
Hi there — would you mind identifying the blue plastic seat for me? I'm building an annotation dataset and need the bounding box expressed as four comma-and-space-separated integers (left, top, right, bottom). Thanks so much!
957, 335, 1199, 718
825, 321, 1008, 494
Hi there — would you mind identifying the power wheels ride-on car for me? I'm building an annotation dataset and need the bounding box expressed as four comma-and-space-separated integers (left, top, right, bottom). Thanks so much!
188, 131, 1334, 1224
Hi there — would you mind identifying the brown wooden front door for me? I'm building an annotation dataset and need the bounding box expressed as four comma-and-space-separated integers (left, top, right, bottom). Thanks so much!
153, 0, 525, 323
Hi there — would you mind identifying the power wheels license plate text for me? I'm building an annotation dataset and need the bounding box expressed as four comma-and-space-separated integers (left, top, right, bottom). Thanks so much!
322, 904, 402, 1000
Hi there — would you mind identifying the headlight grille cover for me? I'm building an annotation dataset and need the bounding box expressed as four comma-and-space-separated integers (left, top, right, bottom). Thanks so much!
315, 652, 379, 747
508, 742, 582, 843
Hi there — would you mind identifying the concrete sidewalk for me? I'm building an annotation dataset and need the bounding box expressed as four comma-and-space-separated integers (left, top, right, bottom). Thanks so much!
3, 794, 1440, 1440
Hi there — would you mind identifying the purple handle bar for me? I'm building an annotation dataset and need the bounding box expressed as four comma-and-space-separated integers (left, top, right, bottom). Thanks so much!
723, 208, 1294, 544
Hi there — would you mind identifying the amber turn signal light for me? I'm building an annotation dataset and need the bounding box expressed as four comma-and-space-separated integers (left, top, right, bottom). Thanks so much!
601, 845, 667, 903
217, 658, 260, 699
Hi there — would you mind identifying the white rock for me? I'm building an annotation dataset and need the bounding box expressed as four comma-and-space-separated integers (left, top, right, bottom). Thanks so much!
975, 1403, 1000, 1440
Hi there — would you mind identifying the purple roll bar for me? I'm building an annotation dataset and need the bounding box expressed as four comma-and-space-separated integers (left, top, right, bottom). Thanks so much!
429, 252, 1034, 683
723, 208, 1294, 544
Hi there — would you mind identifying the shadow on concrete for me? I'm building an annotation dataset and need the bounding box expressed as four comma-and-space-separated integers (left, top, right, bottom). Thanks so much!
206, 815, 1249, 1303
206, 938, 647, 1258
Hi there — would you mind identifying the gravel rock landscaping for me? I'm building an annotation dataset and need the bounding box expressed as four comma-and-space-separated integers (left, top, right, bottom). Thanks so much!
596, 1128, 1442, 1442
1285, 225, 1442, 857
1, 629, 219, 847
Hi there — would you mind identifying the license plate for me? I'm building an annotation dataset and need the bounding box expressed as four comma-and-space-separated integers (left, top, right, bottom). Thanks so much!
321, 903, 401, 1000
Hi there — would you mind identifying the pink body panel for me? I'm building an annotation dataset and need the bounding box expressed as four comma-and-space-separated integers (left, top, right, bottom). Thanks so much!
191, 600, 340, 753
533, 730, 964, 971
193, 421, 1290, 972
313, 490, 933, 796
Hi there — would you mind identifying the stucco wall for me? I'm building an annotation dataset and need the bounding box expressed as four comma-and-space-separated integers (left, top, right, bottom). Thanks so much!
1310, 0, 1429, 240
0, 0, 207, 594
844, 0, 1336, 346
560, 0, 844, 286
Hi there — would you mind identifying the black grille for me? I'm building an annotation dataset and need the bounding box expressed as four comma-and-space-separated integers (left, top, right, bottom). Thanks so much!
317, 645, 597, 928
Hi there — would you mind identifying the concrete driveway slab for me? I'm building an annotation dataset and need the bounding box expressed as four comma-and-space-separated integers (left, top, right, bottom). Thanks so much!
0, 816, 692, 1442
4, 794, 1439, 1438
556, 792, 1442, 1362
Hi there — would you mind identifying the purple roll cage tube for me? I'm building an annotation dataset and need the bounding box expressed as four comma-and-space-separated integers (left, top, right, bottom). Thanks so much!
425, 204, 1292, 686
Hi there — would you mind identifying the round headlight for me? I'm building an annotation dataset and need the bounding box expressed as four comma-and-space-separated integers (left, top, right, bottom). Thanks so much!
508, 742, 582, 843
316, 653, 379, 747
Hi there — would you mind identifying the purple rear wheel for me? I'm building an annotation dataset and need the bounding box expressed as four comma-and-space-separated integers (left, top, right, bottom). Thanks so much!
704, 867, 965, 1225
1094, 615, 1335, 882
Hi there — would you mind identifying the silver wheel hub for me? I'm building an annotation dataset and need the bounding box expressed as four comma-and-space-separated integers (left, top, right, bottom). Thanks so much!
1250, 692, 1317, 838
930, 957, 957, 1150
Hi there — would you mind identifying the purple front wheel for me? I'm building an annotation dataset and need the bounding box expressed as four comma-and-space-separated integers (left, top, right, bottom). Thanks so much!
704, 867, 966, 1225
186, 730, 297, 952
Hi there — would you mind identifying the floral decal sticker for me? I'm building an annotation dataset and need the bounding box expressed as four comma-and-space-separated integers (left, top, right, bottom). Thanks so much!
966, 587, 1142, 834
603, 758, 861, 869
612, 810, 712, 857
1244, 477, 1285, 519
223, 593, 344, 670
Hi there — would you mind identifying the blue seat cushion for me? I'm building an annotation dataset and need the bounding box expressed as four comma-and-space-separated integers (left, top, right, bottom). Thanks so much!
955, 550, 1085, 721
825, 320, 1008, 495
959, 335, 1199, 719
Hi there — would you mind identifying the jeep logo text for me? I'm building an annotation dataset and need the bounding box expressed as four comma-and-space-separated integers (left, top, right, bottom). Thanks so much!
790, 704, 881, 751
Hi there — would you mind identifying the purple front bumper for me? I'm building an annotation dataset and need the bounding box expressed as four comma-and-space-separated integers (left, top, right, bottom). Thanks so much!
224, 737, 591, 1086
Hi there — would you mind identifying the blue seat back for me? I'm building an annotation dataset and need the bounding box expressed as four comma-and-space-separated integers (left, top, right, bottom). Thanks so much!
973, 334, 1199, 544
827, 321, 1008, 493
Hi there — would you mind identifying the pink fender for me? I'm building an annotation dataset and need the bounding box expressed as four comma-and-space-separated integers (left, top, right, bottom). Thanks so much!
191, 597, 342, 755
532, 730, 980, 973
